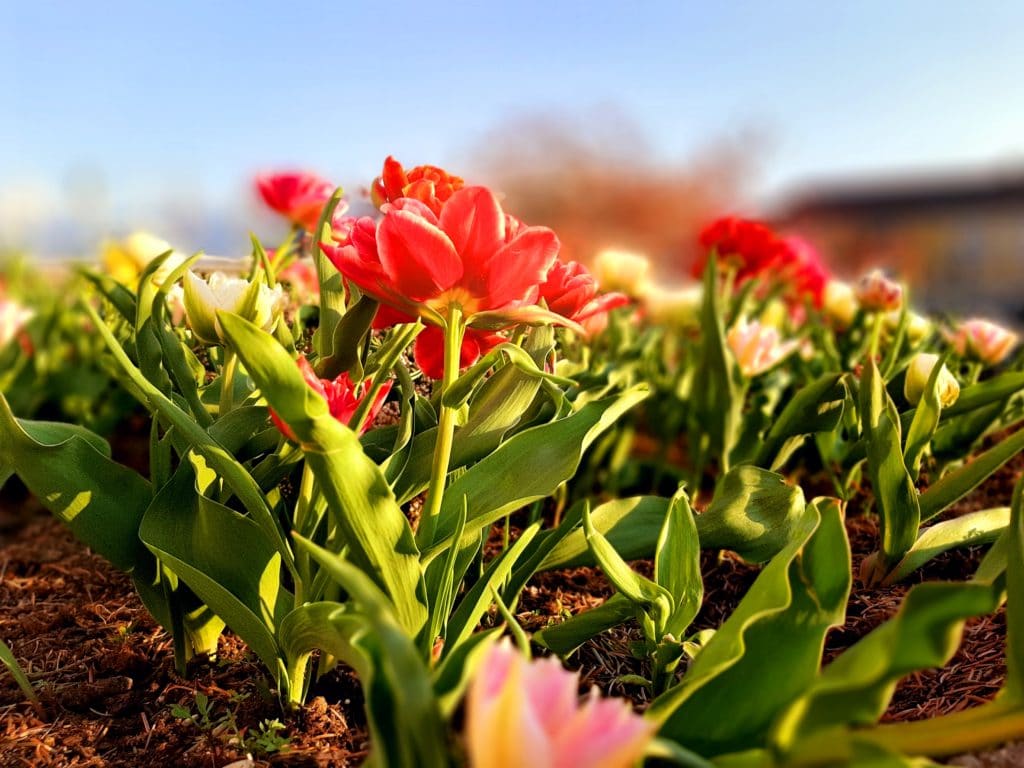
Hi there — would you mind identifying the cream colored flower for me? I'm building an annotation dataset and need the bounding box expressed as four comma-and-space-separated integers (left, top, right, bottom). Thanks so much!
183, 271, 285, 345
823, 280, 858, 329
904, 352, 959, 408
855, 269, 903, 313
642, 283, 702, 328
0, 298, 34, 349
593, 249, 652, 298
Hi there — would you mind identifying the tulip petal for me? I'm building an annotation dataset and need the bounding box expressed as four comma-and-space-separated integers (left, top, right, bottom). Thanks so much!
485, 227, 560, 309
439, 186, 506, 294
377, 210, 463, 301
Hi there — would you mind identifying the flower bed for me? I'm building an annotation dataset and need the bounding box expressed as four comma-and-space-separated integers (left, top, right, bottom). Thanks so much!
1, 157, 1024, 767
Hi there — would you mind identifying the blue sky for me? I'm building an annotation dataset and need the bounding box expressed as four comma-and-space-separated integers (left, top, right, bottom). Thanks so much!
3, 1, 1024, 252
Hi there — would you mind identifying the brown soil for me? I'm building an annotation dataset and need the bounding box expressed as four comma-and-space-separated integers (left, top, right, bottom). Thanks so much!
0, 446, 1021, 766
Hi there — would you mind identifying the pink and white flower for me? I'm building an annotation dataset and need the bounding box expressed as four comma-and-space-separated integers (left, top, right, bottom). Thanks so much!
727, 317, 799, 377
466, 640, 653, 768
947, 318, 1018, 366
0, 298, 34, 350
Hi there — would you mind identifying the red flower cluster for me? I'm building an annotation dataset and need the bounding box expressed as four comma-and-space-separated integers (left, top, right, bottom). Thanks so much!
270, 357, 391, 440
370, 156, 465, 216
325, 159, 628, 379
256, 171, 346, 232
693, 216, 829, 307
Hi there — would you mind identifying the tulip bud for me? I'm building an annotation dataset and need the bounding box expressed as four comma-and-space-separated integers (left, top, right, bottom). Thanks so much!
904, 352, 959, 408
642, 284, 703, 328
183, 271, 285, 345
760, 298, 788, 329
823, 280, 858, 329
727, 317, 799, 377
855, 269, 903, 313
593, 249, 652, 298
947, 318, 1018, 366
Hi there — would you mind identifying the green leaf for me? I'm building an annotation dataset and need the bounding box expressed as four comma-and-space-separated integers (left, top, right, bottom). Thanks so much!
285, 538, 450, 767
770, 579, 1001, 757
656, 489, 704, 638
650, 498, 851, 758
903, 353, 945, 481
0, 637, 39, 705
316, 294, 380, 379
756, 373, 847, 469
421, 386, 648, 562
140, 461, 289, 678
880, 507, 1010, 584
918, 425, 1024, 523
0, 394, 152, 574
861, 359, 920, 578
533, 593, 637, 656
218, 312, 428, 636
539, 468, 803, 571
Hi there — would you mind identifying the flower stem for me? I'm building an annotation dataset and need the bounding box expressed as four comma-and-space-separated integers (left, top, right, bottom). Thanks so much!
417, 308, 465, 548
219, 348, 238, 416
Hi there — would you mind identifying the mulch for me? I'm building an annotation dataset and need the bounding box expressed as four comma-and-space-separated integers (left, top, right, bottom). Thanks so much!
0, 446, 1022, 766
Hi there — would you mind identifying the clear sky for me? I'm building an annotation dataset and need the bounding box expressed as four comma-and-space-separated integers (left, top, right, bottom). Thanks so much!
4, 1, 1024, 253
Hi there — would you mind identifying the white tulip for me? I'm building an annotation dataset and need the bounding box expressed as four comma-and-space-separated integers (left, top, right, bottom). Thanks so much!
183, 271, 284, 345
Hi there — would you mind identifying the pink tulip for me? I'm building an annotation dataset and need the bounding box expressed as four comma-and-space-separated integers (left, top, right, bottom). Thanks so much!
466, 640, 653, 768
255, 171, 346, 231
947, 318, 1018, 366
727, 317, 799, 377
855, 269, 903, 313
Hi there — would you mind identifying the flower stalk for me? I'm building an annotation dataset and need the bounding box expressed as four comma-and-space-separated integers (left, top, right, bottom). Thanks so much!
417, 306, 466, 548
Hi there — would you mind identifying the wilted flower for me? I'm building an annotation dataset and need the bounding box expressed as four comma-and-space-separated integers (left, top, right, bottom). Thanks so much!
256, 171, 344, 231
466, 640, 653, 768
537, 260, 629, 330
183, 271, 285, 345
103, 231, 188, 286
947, 318, 1018, 366
855, 269, 903, 313
370, 156, 465, 216
904, 352, 960, 408
0, 298, 34, 350
593, 249, 652, 298
641, 283, 703, 328
322, 186, 568, 333
727, 317, 799, 377
270, 357, 391, 440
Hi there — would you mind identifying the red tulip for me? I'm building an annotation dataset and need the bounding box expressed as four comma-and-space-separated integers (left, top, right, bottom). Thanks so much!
270, 357, 391, 440
537, 260, 629, 329
370, 156, 464, 216
777, 236, 828, 308
256, 171, 346, 231
322, 186, 570, 333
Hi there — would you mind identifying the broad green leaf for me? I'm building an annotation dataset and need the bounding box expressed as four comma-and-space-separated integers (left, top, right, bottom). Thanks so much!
650, 498, 851, 758
421, 385, 648, 561
880, 507, 1009, 584
218, 312, 427, 636
770, 579, 1001, 757
0, 394, 152, 574
918, 425, 1024, 523
431, 627, 501, 716
140, 461, 289, 677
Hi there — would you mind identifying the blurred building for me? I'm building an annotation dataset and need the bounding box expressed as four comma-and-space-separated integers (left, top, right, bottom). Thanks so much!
779, 167, 1024, 321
